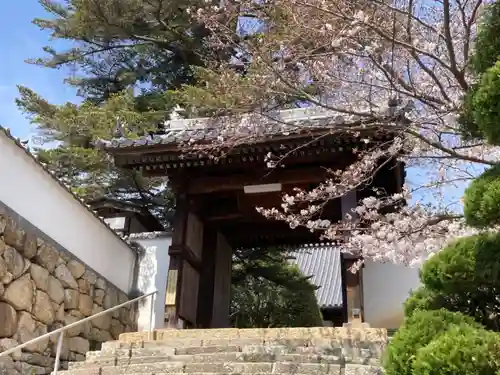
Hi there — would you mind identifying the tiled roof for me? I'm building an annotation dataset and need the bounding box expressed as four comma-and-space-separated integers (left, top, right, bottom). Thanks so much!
289, 243, 343, 308
0, 127, 135, 250
98, 107, 394, 150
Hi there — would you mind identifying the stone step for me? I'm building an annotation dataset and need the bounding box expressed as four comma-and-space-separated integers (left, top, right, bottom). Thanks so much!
69, 341, 380, 369
100, 339, 383, 358
55, 362, 382, 375
117, 328, 388, 348
55, 328, 386, 375
56, 364, 382, 375
90, 344, 330, 359
68, 351, 345, 370
73, 344, 379, 367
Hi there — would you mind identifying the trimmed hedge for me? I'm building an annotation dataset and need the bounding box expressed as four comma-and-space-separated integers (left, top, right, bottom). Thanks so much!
419, 232, 500, 330
383, 309, 483, 375
412, 325, 500, 375
464, 166, 500, 228
403, 286, 449, 317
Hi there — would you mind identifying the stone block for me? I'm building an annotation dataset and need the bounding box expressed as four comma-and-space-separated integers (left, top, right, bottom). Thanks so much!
55, 264, 78, 289
78, 294, 93, 317
3, 274, 33, 312
17, 362, 47, 375
20, 352, 55, 368
0, 303, 17, 338
273, 362, 332, 374
63, 315, 82, 337
32, 290, 55, 325
54, 302, 64, 322
344, 364, 383, 375
3, 218, 25, 251
68, 336, 90, 355
35, 243, 59, 273
64, 289, 80, 310
0, 215, 5, 235
30, 263, 49, 291
82, 270, 97, 285
0, 256, 7, 280
0, 338, 21, 360
93, 289, 105, 306
110, 319, 125, 340
90, 304, 112, 331
52, 339, 70, 360
77, 278, 91, 294
95, 278, 106, 290
47, 275, 64, 304
0, 356, 18, 375
242, 344, 289, 355
67, 260, 85, 279
22, 234, 38, 259
3, 246, 26, 278
16, 312, 49, 353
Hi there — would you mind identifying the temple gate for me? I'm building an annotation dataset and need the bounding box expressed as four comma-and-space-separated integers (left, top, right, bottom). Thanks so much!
105, 110, 405, 329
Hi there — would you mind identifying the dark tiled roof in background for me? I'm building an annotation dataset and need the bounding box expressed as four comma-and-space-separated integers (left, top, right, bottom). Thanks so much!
289, 243, 343, 308
100, 107, 388, 150
0, 127, 135, 250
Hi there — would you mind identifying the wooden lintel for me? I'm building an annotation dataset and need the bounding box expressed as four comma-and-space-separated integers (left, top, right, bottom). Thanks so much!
185, 167, 331, 195
206, 213, 243, 222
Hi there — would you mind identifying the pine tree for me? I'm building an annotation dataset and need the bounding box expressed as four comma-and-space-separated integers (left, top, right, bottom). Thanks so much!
16, 0, 236, 222
231, 247, 323, 328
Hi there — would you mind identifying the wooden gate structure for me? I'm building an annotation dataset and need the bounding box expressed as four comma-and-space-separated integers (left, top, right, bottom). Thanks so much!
104, 110, 405, 329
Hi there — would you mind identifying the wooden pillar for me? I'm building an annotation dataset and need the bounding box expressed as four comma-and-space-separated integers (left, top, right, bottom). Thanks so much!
196, 225, 217, 328
166, 194, 204, 328
340, 253, 349, 323
211, 232, 233, 328
340, 190, 363, 323
166, 193, 188, 328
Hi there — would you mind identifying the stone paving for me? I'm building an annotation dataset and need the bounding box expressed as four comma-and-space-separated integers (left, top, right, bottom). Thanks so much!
55, 327, 387, 375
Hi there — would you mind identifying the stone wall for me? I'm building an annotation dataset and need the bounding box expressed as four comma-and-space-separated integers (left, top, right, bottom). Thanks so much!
0, 210, 138, 375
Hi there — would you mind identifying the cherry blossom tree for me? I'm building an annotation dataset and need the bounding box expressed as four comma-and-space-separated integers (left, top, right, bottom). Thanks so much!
167, 0, 500, 265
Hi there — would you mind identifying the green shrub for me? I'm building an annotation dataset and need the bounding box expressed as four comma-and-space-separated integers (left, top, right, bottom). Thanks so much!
412, 325, 500, 375
419, 232, 500, 330
472, 1, 500, 75
471, 62, 500, 146
383, 309, 483, 375
457, 85, 483, 141
403, 286, 449, 317
464, 166, 500, 228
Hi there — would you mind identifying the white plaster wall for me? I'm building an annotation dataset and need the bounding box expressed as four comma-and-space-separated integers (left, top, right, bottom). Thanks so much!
0, 133, 136, 293
132, 234, 172, 331
362, 260, 421, 328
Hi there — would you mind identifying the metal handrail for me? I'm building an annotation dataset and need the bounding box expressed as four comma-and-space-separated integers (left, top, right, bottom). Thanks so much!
0, 290, 158, 375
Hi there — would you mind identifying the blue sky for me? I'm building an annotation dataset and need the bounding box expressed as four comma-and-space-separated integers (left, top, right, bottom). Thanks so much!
0, 1, 77, 140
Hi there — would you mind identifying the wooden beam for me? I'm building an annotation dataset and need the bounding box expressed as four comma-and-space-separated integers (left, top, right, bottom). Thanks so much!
206, 213, 243, 222
136, 150, 358, 178
185, 167, 333, 195
220, 222, 319, 247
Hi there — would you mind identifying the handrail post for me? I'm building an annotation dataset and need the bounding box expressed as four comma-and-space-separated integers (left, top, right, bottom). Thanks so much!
148, 292, 156, 340
53, 331, 64, 375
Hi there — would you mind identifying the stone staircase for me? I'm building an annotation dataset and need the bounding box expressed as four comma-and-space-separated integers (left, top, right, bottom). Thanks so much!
55, 327, 387, 375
